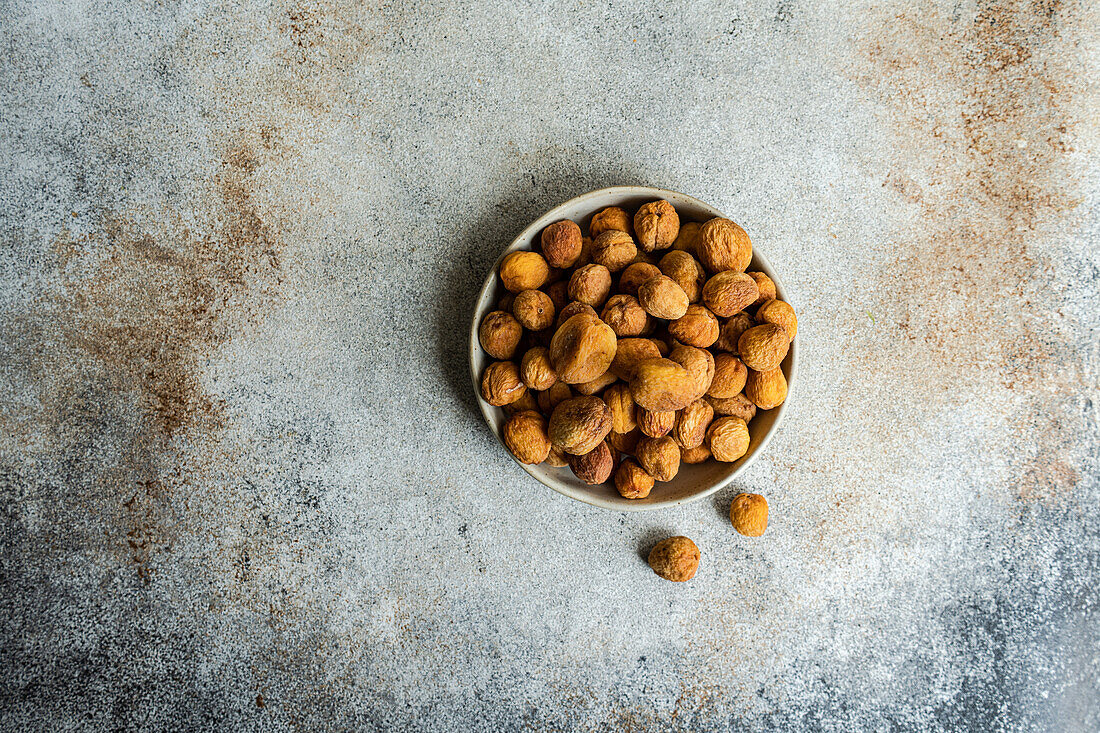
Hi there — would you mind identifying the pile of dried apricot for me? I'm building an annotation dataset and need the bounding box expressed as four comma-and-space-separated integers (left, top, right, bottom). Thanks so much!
478, 200, 795, 500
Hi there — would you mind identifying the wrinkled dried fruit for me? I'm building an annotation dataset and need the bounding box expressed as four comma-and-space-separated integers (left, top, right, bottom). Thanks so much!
568, 441, 614, 485
648, 536, 699, 582
637, 407, 675, 438
608, 338, 662, 381
545, 280, 569, 311
747, 271, 777, 307
715, 313, 754, 353
745, 367, 787, 410
708, 353, 748, 398
548, 396, 612, 455
556, 301, 598, 328
756, 299, 798, 341
696, 218, 752, 274
592, 230, 638, 273
500, 250, 550, 292
637, 275, 689, 320
513, 289, 556, 331
672, 221, 701, 255
549, 313, 618, 384
568, 264, 613, 307
704, 393, 757, 422
730, 493, 768, 536
520, 347, 558, 390
481, 361, 528, 406
540, 220, 583, 269
618, 262, 662, 296
503, 390, 539, 416
503, 411, 552, 464
738, 323, 790, 372
702, 271, 758, 317
537, 381, 573, 414
650, 337, 670, 356
669, 345, 715, 399
668, 304, 719, 348
573, 370, 617, 396
480, 310, 523, 360
576, 236, 594, 267
673, 399, 714, 449
635, 436, 680, 482
630, 358, 698, 412
601, 294, 651, 337
608, 428, 641, 455
604, 383, 637, 434
680, 443, 711, 464
541, 223, 582, 271
589, 206, 634, 238
634, 200, 680, 252
706, 416, 750, 462
545, 444, 570, 467
615, 458, 654, 499
658, 250, 706, 303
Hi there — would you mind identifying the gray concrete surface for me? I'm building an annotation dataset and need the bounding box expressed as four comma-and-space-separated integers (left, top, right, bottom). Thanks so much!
2, 0, 1098, 730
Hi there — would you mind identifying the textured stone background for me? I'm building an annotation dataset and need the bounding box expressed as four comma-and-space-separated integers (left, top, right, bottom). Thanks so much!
2, 0, 1098, 730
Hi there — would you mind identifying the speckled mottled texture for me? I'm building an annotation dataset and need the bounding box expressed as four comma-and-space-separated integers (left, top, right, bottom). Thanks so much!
2, 1, 1099, 730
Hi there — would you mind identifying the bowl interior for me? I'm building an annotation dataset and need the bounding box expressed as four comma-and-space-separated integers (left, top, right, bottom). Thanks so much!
469, 186, 796, 511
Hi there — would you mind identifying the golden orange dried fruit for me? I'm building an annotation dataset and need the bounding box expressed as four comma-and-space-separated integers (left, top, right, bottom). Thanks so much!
479, 310, 523, 360
537, 381, 573, 414
680, 443, 711, 464
548, 396, 612, 455
704, 393, 757, 422
702, 271, 758, 317
500, 250, 550, 292
608, 337, 663, 381
512, 289, 555, 331
707, 353, 748, 399
746, 271, 777, 307
615, 458, 654, 499
634, 200, 680, 252
591, 230, 638, 273
706, 416, 750, 462
589, 206, 634, 238
668, 304, 719, 348
503, 410, 552, 464
744, 367, 787, 410
715, 313, 754, 353
568, 441, 614, 485
658, 250, 706, 303
648, 536, 699, 582
635, 435, 681, 482
520, 347, 558, 390
568, 263, 613, 307
669, 345, 715, 400
601, 294, 651, 337
481, 361, 528, 406
573, 370, 617, 396
696, 218, 752, 274
618, 262, 662, 296
608, 428, 641, 455
672, 398, 714, 450
672, 221, 701, 255
549, 313, 618, 384
737, 323, 790, 372
756, 299, 798, 342
637, 275, 689, 320
603, 383, 637, 434
629, 358, 698, 412
637, 407, 675, 438
540, 220, 583, 269
730, 493, 768, 537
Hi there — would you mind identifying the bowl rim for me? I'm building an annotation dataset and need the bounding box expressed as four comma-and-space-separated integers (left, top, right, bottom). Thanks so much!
468, 185, 797, 511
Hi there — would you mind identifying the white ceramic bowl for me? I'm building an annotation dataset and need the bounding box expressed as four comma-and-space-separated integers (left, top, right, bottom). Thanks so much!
469, 186, 797, 511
